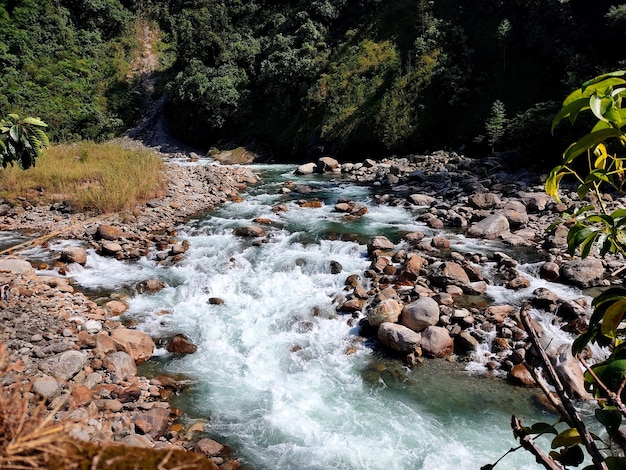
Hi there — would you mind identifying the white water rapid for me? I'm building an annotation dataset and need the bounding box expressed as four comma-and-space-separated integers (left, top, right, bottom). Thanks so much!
66, 164, 560, 469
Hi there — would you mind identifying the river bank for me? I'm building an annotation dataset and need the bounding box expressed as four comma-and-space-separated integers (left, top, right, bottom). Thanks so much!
2, 145, 625, 469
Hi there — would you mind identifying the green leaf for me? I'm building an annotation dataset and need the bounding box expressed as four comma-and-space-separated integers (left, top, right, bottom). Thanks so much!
579, 230, 600, 258
600, 297, 626, 339
21, 116, 47, 127
552, 97, 590, 133
576, 183, 590, 201
572, 329, 595, 356
563, 128, 623, 164
557, 444, 584, 466
595, 408, 622, 436
611, 209, 626, 218
529, 422, 558, 435
551, 428, 582, 448
590, 93, 613, 122
587, 214, 614, 227
545, 165, 567, 200
605, 456, 626, 470
582, 71, 626, 90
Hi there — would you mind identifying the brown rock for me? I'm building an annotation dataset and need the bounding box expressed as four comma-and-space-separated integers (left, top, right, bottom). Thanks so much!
420, 326, 454, 358
339, 298, 364, 313
96, 224, 132, 241
196, 438, 225, 457
166, 334, 198, 355
233, 226, 266, 237
105, 300, 128, 316
111, 328, 155, 364
507, 276, 530, 290
367, 299, 403, 327
508, 363, 536, 387
133, 406, 170, 439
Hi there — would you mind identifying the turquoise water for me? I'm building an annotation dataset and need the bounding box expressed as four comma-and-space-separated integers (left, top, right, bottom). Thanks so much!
69, 164, 558, 469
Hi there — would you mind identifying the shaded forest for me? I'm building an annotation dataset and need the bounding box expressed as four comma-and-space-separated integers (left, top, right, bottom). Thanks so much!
1, 0, 625, 162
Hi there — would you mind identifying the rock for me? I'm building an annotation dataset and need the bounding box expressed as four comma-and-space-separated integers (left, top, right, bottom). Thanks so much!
60, 246, 87, 265
553, 344, 588, 399
403, 232, 425, 245
233, 226, 266, 237
295, 163, 317, 175
209, 297, 225, 305
32, 375, 59, 399
367, 236, 395, 255
539, 262, 560, 281
503, 201, 529, 228
508, 363, 535, 387
518, 192, 550, 212
430, 261, 470, 287
119, 434, 155, 448
420, 326, 453, 358
431, 236, 450, 249
105, 351, 137, 380
484, 305, 515, 324
48, 350, 88, 381
105, 300, 128, 315
531, 288, 559, 311
83, 320, 102, 334
408, 194, 435, 206
455, 332, 479, 354
329, 260, 342, 274
96, 224, 129, 241
400, 297, 440, 332
466, 213, 510, 239
377, 322, 421, 353
339, 298, 364, 313
136, 278, 166, 293
133, 406, 170, 439
367, 299, 403, 327
0, 258, 35, 276
469, 192, 501, 209
317, 156, 340, 173
196, 438, 225, 457
100, 240, 123, 255
110, 329, 155, 364
561, 258, 604, 287
166, 334, 198, 355
507, 276, 530, 290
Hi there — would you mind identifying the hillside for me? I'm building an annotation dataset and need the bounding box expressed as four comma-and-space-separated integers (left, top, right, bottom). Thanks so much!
1, 0, 624, 162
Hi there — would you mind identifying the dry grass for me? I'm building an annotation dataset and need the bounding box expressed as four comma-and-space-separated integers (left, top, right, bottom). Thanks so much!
0, 343, 219, 469
0, 142, 166, 214
0, 343, 75, 469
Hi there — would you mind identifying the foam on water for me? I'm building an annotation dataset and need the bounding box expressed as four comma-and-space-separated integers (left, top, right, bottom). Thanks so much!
66, 165, 553, 469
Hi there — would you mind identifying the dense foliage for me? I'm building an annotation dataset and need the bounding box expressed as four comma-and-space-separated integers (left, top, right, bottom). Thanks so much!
1, 0, 625, 160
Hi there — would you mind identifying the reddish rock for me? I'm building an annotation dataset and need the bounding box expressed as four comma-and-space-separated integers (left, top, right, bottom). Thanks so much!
166, 334, 198, 355
508, 363, 536, 387
111, 328, 155, 364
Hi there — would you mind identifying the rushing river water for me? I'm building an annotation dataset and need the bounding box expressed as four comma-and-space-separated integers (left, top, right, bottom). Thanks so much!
37, 163, 587, 469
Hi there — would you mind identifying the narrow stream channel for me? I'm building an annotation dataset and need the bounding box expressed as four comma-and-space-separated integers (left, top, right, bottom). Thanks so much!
53, 163, 570, 469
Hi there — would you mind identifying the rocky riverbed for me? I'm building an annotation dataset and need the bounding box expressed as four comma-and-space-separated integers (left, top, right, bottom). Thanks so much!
1, 147, 625, 468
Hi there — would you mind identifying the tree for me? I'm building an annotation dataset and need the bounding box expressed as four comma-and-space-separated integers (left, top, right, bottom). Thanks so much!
0, 114, 49, 169
486, 70, 626, 470
485, 99, 507, 153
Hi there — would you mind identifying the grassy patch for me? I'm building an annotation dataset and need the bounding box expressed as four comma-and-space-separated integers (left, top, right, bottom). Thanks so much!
0, 142, 166, 214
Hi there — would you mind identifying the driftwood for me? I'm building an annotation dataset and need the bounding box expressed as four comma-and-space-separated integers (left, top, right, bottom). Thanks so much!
519, 304, 609, 470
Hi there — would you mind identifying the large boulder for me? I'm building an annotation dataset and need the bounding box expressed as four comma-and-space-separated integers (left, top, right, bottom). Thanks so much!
367, 236, 395, 255
0, 258, 35, 276
295, 162, 316, 175
377, 322, 421, 353
400, 297, 440, 332
561, 258, 604, 288
233, 226, 266, 238
367, 299, 403, 327
44, 350, 88, 381
467, 213, 510, 239
430, 261, 470, 287
317, 156, 340, 173
60, 246, 87, 265
110, 328, 155, 364
469, 192, 501, 209
105, 351, 137, 380
166, 334, 198, 355
420, 326, 453, 358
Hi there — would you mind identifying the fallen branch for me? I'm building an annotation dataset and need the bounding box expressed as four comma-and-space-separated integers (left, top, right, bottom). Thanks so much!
520, 304, 608, 470
511, 415, 565, 470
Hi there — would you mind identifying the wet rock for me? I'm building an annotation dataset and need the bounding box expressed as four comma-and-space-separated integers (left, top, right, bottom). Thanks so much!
209, 297, 225, 305
233, 226, 266, 238
196, 438, 225, 457
420, 326, 453, 358
561, 258, 604, 288
111, 329, 155, 364
508, 363, 535, 387
455, 331, 479, 354
329, 261, 343, 274
339, 298, 364, 313
466, 213, 510, 239
377, 322, 421, 353
539, 262, 560, 281
367, 299, 403, 327
166, 334, 198, 355
507, 276, 530, 290
105, 300, 128, 315
430, 261, 470, 287
317, 156, 340, 173
400, 297, 440, 332
136, 278, 166, 293
367, 236, 395, 255
60, 246, 87, 265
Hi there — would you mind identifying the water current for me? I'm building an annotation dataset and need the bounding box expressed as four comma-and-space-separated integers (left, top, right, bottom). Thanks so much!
28, 163, 590, 469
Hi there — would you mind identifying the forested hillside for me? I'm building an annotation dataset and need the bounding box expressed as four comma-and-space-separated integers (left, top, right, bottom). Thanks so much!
1, 0, 624, 162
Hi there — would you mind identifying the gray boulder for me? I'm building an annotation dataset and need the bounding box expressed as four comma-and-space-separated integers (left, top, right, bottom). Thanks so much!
400, 297, 440, 332
561, 258, 604, 287
420, 326, 454, 358
467, 213, 510, 239
378, 322, 421, 353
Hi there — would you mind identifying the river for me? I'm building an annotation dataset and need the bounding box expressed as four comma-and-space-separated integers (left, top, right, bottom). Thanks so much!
47, 163, 577, 469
